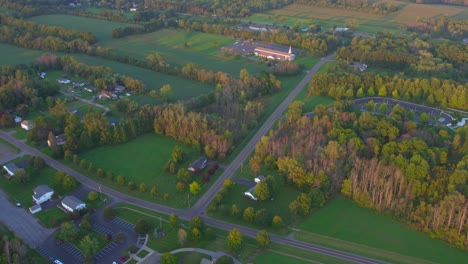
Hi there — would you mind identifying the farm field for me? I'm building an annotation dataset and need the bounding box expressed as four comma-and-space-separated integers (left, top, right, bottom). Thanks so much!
296, 195, 468, 264
28, 14, 141, 41
100, 29, 268, 75
0, 43, 213, 102
245, 2, 468, 35
76, 133, 215, 208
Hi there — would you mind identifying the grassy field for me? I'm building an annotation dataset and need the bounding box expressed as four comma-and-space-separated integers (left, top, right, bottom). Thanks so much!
296, 195, 468, 264
0, 44, 45, 66
100, 29, 268, 75
245, 2, 468, 35
76, 133, 215, 208
35, 206, 69, 228
28, 14, 140, 42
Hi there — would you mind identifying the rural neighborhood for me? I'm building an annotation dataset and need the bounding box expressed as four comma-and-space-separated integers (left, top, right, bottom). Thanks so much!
0, 0, 467, 264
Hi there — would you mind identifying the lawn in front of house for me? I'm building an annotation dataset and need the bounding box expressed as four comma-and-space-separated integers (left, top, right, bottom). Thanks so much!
35, 206, 69, 228
296, 195, 468, 264
76, 133, 219, 208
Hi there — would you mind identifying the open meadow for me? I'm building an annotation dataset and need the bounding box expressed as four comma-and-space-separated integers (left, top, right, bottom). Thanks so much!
296, 195, 468, 264
100, 29, 268, 75
245, 2, 468, 35
28, 14, 141, 42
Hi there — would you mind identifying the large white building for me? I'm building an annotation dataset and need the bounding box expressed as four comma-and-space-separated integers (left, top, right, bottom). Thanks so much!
254, 46, 295, 61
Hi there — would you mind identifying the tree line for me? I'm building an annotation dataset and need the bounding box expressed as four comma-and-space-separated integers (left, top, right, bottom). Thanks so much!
309, 72, 468, 110
294, 0, 399, 15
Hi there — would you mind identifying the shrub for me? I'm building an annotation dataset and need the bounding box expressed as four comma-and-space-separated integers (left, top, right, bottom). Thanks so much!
88, 191, 99, 201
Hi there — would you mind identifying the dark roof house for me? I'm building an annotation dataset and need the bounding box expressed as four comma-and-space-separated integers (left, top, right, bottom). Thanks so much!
188, 157, 208, 172
61, 195, 86, 212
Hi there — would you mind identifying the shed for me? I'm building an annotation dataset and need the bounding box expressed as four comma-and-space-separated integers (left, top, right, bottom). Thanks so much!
29, 204, 42, 214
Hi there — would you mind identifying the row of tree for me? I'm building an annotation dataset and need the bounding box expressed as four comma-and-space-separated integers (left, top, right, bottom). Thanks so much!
295, 0, 399, 15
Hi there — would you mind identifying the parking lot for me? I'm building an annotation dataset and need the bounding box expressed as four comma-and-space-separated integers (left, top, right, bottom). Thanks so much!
110, 217, 135, 231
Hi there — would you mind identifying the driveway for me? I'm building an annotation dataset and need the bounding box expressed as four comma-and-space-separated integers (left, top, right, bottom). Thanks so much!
0, 189, 55, 248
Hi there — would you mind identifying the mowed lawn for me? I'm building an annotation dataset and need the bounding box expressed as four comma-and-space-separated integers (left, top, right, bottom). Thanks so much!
78, 133, 206, 208
0, 44, 45, 66
28, 14, 141, 42
101, 29, 268, 75
297, 195, 468, 264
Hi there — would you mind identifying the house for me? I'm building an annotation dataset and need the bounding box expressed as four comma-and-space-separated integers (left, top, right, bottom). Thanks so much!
254, 46, 295, 61
109, 118, 119, 126
14, 116, 22, 124
56, 78, 70, 84
32, 185, 54, 204
98, 90, 113, 100
38, 72, 46, 79
3, 163, 19, 177
114, 85, 125, 93
188, 157, 208, 172
61, 196, 86, 213
334, 27, 349, 34
244, 186, 257, 201
48, 134, 66, 147
254, 175, 265, 183
21, 120, 35, 130
84, 86, 96, 93
29, 204, 42, 214
463, 38, 468, 45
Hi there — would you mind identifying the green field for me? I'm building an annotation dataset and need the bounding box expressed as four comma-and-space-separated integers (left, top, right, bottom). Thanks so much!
77, 133, 211, 208
28, 14, 141, 42
100, 29, 268, 75
296, 195, 468, 264
254, 252, 315, 264
0, 44, 45, 66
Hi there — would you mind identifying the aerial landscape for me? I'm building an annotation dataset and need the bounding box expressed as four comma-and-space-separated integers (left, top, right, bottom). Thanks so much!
0, 0, 467, 263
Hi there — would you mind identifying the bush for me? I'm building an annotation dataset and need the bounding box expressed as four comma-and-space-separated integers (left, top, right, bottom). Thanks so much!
135, 219, 150, 235
88, 191, 99, 201
103, 206, 115, 220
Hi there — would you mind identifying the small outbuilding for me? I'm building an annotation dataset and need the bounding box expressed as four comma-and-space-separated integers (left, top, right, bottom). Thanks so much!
29, 204, 42, 214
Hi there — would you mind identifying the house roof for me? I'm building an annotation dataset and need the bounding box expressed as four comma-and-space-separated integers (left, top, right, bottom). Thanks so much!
56, 134, 66, 142
21, 120, 34, 126
62, 196, 84, 209
254, 47, 292, 57
189, 157, 208, 170
254, 175, 265, 183
3, 163, 19, 175
33, 185, 53, 199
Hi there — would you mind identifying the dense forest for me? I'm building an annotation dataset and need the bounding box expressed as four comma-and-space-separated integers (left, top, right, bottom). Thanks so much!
248, 99, 468, 249
337, 33, 468, 81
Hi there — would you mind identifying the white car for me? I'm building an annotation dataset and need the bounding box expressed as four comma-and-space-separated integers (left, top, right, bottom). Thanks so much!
53, 260, 63, 264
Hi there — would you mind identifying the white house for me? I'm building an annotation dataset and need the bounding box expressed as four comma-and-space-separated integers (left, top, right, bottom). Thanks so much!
21, 120, 35, 130
56, 78, 70, 84
244, 175, 266, 201
61, 196, 86, 212
32, 185, 54, 204
3, 163, 19, 177
14, 116, 22, 124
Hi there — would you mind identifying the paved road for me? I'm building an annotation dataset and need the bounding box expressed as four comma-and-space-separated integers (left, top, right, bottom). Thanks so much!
188, 53, 337, 215
0, 189, 55, 248
0, 53, 389, 264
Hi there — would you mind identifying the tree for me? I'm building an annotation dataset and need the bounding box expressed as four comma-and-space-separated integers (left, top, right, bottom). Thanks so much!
285, 101, 304, 122
80, 214, 91, 230
128, 181, 136, 191
419, 112, 429, 125
256, 230, 270, 249
88, 191, 99, 201
176, 182, 185, 192
190, 216, 205, 231
243, 207, 255, 222
254, 181, 270, 201
160, 84, 173, 102
178, 228, 187, 246
226, 228, 243, 252
169, 213, 179, 227
189, 181, 201, 195
231, 204, 242, 218
115, 231, 125, 243
57, 221, 79, 242
79, 235, 99, 257
255, 208, 270, 226
191, 227, 201, 242
103, 206, 115, 219
150, 186, 158, 197
160, 253, 177, 264
117, 175, 125, 186
172, 146, 185, 164
135, 219, 150, 234
139, 182, 147, 192
272, 215, 283, 228
177, 168, 192, 183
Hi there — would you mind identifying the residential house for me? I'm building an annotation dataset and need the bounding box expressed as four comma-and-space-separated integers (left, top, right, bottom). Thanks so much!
32, 185, 54, 204
29, 204, 42, 214
109, 118, 119, 126
244, 175, 266, 201
188, 157, 208, 172
56, 78, 70, 84
48, 134, 66, 147
84, 86, 96, 93
14, 116, 22, 124
334, 27, 349, 34
21, 120, 35, 130
254, 46, 295, 61
61, 196, 86, 213
463, 38, 468, 45
114, 85, 125, 93
3, 163, 19, 177
98, 90, 114, 100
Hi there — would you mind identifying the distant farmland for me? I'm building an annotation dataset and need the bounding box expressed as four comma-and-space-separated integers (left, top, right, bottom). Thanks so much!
245, 2, 467, 34
28, 14, 141, 41
100, 29, 268, 76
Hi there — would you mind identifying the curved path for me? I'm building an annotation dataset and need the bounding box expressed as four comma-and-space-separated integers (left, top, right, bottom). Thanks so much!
60, 90, 110, 115
0, 53, 388, 264
170, 248, 241, 264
